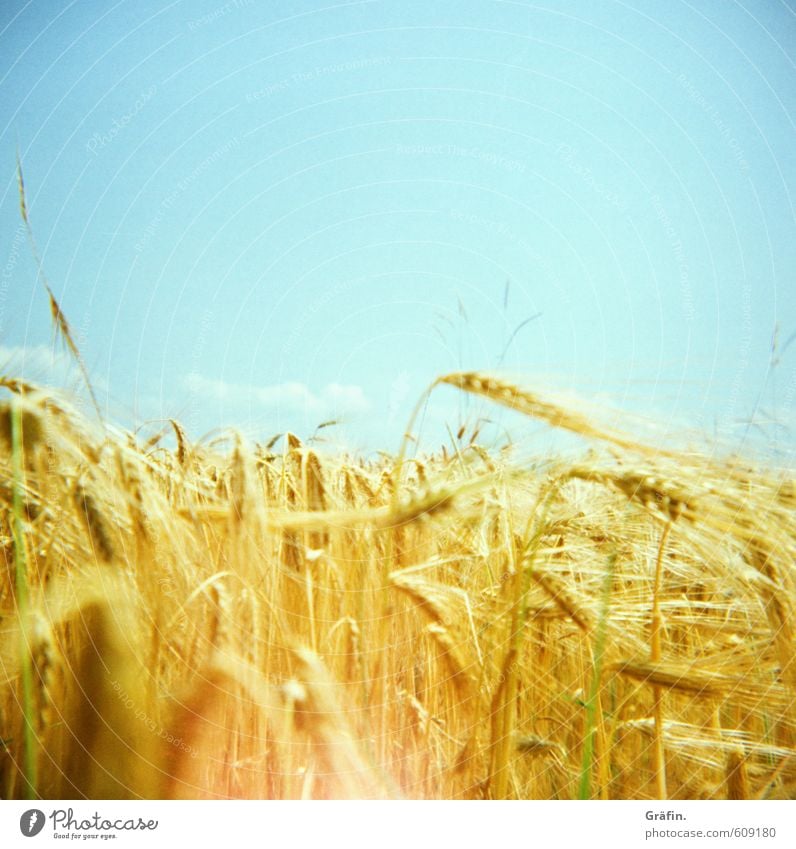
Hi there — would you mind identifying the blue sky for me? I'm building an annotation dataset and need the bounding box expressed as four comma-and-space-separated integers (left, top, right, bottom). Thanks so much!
1, 0, 794, 457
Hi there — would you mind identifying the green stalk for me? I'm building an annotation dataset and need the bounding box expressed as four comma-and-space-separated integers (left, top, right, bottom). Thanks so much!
651, 520, 672, 800
578, 554, 616, 800
488, 482, 559, 798
10, 402, 37, 798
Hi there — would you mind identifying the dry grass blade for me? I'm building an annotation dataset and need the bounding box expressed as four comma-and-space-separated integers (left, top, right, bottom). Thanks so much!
567, 466, 697, 522
528, 567, 593, 633
726, 749, 750, 800
74, 483, 115, 563
170, 419, 188, 467
426, 622, 476, 697
14, 153, 101, 420
609, 659, 767, 699
16, 147, 29, 224
389, 571, 450, 626
286, 646, 391, 799
437, 371, 666, 456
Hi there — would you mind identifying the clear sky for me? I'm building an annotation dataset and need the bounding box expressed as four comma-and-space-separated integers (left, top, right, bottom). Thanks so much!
1, 0, 794, 458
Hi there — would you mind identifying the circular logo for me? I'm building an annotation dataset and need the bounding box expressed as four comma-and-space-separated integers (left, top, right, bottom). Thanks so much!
20, 810, 46, 837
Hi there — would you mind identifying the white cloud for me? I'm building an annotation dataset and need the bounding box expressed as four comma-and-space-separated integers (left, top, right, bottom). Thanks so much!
0, 344, 78, 382
0, 344, 110, 402
183, 372, 370, 416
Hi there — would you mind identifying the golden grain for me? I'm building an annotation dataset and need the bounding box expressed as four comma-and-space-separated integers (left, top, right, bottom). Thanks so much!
1, 375, 793, 800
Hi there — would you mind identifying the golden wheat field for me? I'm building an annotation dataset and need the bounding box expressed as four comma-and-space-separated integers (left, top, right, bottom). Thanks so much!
1, 371, 795, 800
